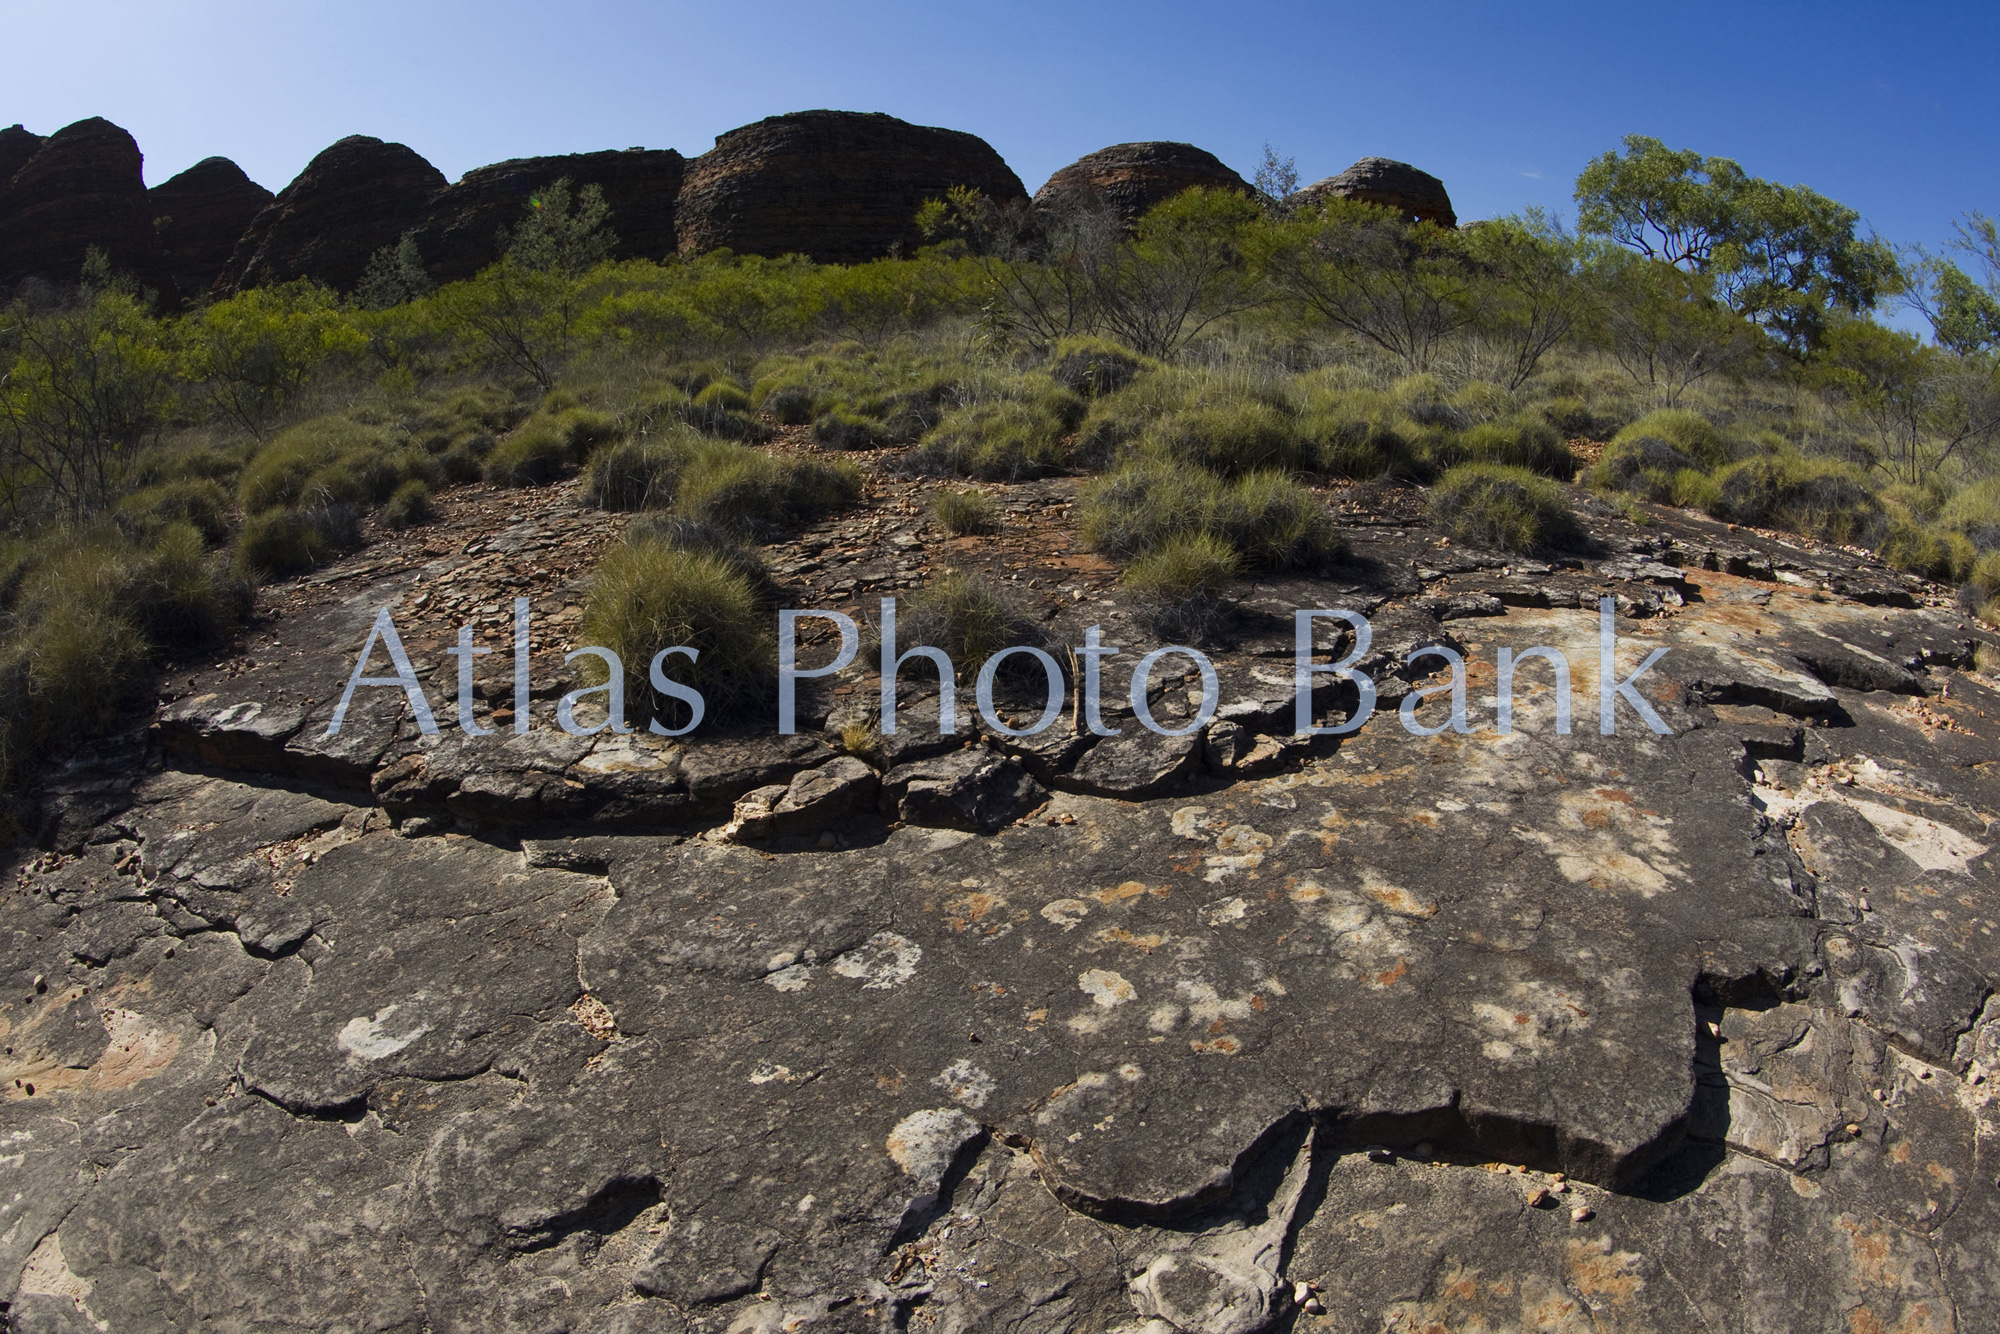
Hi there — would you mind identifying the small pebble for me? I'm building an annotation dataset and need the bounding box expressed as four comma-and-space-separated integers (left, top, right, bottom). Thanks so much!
1303, 1299, 1325, 1316
1550, 1181, 1568, 1195
1551, 1172, 1566, 1183
1858, 897, 1872, 912
1845, 1123, 1861, 1135
1365, 1145, 1395, 1163
1413, 1142, 1434, 1160
1527, 1188, 1553, 1208
1571, 1205, 1594, 1223
1293, 1282, 1312, 1305
817, 831, 837, 848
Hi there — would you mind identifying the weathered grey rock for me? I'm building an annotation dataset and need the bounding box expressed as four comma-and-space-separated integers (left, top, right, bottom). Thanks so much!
1290, 155, 1457, 228
882, 748, 1045, 831
727, 755, 879, 840
1060, 727, 1202, 798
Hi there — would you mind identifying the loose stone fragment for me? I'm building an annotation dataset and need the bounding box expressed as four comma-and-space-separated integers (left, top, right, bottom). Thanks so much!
1571, 1205, 1595, 1222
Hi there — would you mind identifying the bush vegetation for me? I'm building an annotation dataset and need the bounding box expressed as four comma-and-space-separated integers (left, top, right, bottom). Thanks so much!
2, 132, 1998, 794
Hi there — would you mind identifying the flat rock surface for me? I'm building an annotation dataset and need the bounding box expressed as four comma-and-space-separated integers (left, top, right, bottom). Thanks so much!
8, 462, 2000, 1330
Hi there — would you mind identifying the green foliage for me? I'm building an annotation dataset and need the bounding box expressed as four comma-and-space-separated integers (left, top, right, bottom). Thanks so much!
381, 479, 434, 529
1812, 317, 2000, 487
484, 419, 571, 487
672, 444, 860, 535
1709, 454, 1886, 545
1611, 409, 1735, 470
116, 478, 234, 546
181, 282, 367, 435
583, 437, 692, 511
1134, 398, 1311, 477
1263, 199, 1478, 372
812, 409, 889, 450
1296, 389, 1423, 480
1080, 458, 1341, 570
1574, 134, 1901, 353
1122, 530, 1242, 639
580, 541, 773, 722
1428, 464, 1585, 554
1, 285, 176, 518
233, 501, 361, 578
929, 488, 999, 535
1940, 476, 2000, 548
1432, 417, 1577, 479
238, 416, 403, 512
1878, 521, 1974, 584
904, 399, 1070, 480
1049, 336, 1153, 398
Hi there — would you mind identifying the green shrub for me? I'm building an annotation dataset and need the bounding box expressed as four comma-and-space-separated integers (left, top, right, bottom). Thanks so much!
1390, 374, 1468, 430
897, 571, 1041, 672
1433, 418, 1576, 479
233, 502, 362, 579
1588, 434, 1696, 502
117, 479, 235, 546
18, 603, 150, 737
685, 380, 765, 439
1940, 477, 2000, 549
238, 416, 396, 513
1540, 396, 1608, 439
930, 489, 999, 536
1080, 460, 1342, 570
1611, 409, 1734, 471
763, 384, 819, 424
484, 420, 571, 487
579, 542, 774, 722
1135, 400, 1310, 477
1428, 464, 1585, 554
584, 438, 694, 511
382, 480, 434, 529
812, 409, 889, 450
554, 406, 623, 459
1879, 522, 1974, 584
125, 524, 252, 653
1049, 337, 1152, 398
437, 440, 488, 485
903, 400, 1068, 480
1122, 531, 1242, 640
620, 514, 780, 602
673, 444, 861, 535
1296, 390, 1423, 480
1709, 455, 1886, 546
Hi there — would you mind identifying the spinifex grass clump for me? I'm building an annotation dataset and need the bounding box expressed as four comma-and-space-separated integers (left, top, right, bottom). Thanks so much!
1428, 463, 1586, 554
1080, 458, 1342, 570
902, 398, 1074, 480
1122, 531, 1242, 640
929, 488, 999, 535
579, 536, 776, 724
1709, 454, 1886, 546
897, 571, 1044, 675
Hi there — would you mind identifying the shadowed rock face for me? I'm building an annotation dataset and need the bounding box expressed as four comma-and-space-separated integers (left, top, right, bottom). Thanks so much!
675, 110, 1027, 263
1293, 155, 1458, 227
148, 157, 272, 300
0, 123, 44, 188
1034, 140, 1250, 226
411, 147, 685, 284
214, 135, 446, 295
0, 117, 177, 302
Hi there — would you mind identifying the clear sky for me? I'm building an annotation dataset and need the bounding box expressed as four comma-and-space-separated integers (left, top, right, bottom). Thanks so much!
9, 0, 1996, 260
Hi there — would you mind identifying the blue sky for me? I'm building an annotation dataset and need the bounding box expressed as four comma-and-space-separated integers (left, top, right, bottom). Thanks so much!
11, 1, 1996, 261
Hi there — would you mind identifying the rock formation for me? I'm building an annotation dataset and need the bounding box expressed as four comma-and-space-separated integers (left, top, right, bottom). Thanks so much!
1292, 155, 1458, 227
675, 110, 1027, 263
411, 147, 685, 284
1033, 140, 1250, 226
0, 117, 177, 302
148, 157, 273, 301
0, 123, 44, 188
214, 135, 446, 295
10, 447, 2000, 1329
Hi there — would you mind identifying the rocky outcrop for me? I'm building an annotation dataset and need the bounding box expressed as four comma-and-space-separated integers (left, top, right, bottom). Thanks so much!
675, 110, 1026, 263
1033, 140, 1250, 226
1292, 155, 1457, 226
148, 157, 272, 301
410, 147, 684, 283
214, 135, 446, 295
0, 117, 177, 301
0, 123, 44, 188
